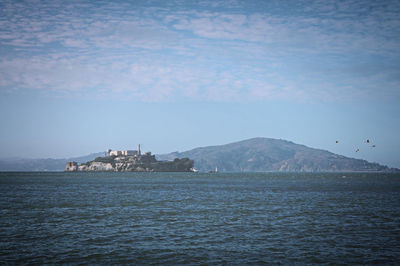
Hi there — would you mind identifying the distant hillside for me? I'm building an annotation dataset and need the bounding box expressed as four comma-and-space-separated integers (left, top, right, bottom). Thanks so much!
0, 138, 397, 172
0, 152, 104, 171
157, 138, 397, 172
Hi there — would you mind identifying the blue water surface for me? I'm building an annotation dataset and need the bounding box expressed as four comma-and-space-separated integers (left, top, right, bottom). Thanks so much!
1, 172, 399, 264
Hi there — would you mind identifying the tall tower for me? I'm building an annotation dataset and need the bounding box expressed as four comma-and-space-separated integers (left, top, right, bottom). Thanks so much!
138, 144, 141, 156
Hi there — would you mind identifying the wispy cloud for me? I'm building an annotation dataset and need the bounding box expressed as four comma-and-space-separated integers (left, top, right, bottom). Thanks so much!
0, 0, 399, 102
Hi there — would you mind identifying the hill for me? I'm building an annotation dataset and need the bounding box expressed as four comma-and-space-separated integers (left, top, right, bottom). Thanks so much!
0, 152, 104, 171
0, 138, 397, 172
157, 137, 397, 172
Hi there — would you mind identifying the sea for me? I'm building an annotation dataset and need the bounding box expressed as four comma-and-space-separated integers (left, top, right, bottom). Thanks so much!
1, 172, 399, 264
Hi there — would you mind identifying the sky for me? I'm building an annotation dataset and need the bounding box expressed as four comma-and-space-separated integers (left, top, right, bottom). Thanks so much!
0, 0, 399, 168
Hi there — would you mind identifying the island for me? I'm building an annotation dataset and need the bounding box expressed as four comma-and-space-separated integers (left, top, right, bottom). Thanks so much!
65, 145, 194, 172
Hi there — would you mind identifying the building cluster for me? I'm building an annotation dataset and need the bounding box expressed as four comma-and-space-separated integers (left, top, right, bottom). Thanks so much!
108, 144, 141, 157
64, 142, 183, 172
65, 144, 164, 172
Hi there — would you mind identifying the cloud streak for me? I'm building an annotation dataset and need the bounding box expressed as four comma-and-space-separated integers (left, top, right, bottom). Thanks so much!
0, 0, 399, 102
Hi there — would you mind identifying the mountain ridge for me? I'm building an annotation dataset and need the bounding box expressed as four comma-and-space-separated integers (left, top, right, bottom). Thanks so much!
0, 138, 397, 172
157, 137, 398, 172
0, 152, 104, 171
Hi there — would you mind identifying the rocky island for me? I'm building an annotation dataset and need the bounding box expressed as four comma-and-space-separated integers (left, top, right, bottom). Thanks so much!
65, 145, 194, 172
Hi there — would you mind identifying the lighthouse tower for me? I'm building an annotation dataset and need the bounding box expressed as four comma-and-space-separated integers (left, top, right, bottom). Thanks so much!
138, 144, 141, 156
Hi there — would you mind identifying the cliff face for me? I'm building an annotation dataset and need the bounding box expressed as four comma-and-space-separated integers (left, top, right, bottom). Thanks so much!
78, 162, 113, 171
65, 161, 78, 171
66, 153, 194, 172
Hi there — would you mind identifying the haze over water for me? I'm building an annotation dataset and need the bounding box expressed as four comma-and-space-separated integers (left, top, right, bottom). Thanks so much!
1, 172, 399, 264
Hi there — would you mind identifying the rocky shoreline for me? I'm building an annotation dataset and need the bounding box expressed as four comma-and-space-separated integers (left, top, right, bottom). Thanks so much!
66, 150, 194, 172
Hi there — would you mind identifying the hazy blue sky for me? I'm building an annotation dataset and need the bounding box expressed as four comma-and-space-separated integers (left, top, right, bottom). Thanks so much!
0, 0, 399, 168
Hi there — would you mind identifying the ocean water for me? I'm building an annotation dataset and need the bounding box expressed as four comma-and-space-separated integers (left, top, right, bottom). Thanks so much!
1, 172, 399, 264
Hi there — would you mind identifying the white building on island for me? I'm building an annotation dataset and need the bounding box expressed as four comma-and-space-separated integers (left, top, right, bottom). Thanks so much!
107, 144, 141, 157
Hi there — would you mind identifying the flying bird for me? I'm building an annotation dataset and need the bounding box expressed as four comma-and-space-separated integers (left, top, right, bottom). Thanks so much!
355, 148, 360, 152
366, 139, 370, 143
335, 140, 339, 143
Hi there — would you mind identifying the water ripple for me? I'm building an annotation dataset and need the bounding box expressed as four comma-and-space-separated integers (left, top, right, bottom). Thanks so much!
1, 172, 399, 264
